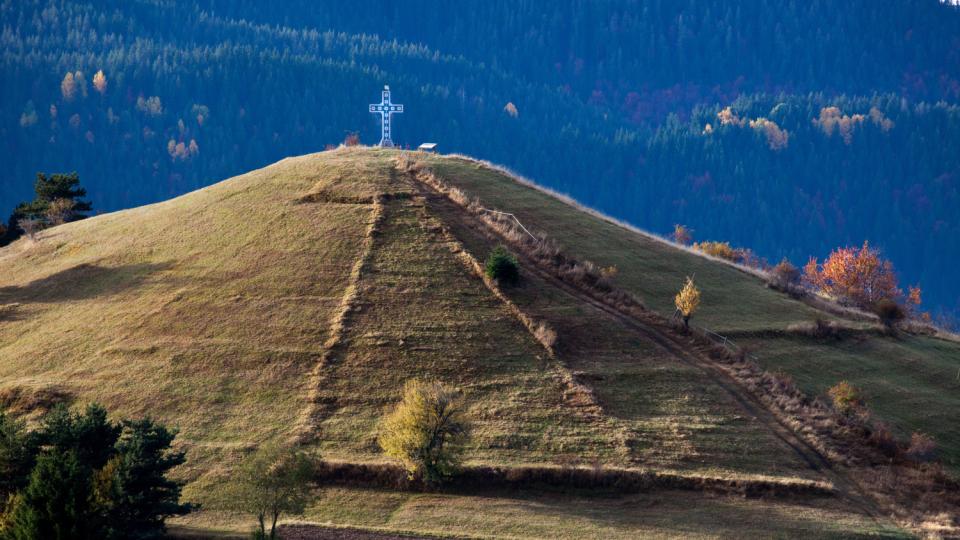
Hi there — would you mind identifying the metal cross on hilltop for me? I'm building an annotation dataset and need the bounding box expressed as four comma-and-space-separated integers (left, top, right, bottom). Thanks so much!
369, 85, 404, 147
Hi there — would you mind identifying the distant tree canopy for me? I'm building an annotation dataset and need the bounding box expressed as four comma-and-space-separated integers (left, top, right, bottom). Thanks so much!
2, 0, 959, 320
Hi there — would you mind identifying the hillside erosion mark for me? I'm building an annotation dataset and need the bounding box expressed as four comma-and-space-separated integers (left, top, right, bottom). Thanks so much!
396, 162, 603, 419
291, 193, 387, 445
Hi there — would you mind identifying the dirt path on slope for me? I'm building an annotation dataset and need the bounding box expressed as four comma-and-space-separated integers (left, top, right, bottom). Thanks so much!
409, 174, 886, 522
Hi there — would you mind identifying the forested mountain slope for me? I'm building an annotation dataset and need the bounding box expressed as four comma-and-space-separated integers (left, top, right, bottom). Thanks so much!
2, 0, 959, 318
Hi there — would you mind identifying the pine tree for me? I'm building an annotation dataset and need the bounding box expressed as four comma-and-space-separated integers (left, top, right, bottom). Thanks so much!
101, 419, 192, 538
5, 173, 93, 244
37, 404, 119, 471
0, 413, 36, 500
30, 173, 92, 217
3, 449, 94, 540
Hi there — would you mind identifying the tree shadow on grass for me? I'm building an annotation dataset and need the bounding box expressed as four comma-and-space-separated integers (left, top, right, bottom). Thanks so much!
0, 261, 175, 304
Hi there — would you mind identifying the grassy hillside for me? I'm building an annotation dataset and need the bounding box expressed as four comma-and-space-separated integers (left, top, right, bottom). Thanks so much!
3, 147, 954, 537
425, 155, 960, 475
0, 151, 387, 488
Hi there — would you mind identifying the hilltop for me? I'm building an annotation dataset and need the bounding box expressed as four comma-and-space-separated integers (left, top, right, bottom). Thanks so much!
0, 147, 957, 537
4, 1, 960, 320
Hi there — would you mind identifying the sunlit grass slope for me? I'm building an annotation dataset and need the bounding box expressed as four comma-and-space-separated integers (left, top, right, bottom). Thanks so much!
425, 155, 960, 473
0, 151, 393, 490
0, 147, 915, 537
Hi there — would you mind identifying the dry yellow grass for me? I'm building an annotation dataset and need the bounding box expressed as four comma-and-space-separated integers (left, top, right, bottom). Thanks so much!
0, 147, 920, 536
0, 148, 394, 493
423, 153, 960, 476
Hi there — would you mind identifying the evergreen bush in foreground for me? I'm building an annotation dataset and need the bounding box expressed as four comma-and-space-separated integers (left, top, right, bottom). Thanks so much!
484, 245, 520, 285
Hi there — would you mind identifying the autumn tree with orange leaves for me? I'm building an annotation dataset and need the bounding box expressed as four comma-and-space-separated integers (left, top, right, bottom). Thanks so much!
803, 241, 920, 312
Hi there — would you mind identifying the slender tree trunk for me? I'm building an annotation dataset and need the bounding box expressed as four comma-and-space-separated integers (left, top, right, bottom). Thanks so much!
270, 509, 280, 540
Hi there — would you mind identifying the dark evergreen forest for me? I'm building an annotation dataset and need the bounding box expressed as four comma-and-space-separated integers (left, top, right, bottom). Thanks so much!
2, 0, 959, 320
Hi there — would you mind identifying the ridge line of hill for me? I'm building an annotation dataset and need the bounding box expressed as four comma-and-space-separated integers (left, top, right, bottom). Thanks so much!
443, 154, 960, 343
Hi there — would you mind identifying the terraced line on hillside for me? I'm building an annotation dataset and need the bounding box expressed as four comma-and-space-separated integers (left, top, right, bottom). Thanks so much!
416, 198, 607, 420
402, 165, 812, 476
408, 168, 886, 521
314, 459, 835, 498
291, 194, 387, 445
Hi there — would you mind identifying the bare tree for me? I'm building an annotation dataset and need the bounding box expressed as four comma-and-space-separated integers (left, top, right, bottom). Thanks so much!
18, 218, 44, 240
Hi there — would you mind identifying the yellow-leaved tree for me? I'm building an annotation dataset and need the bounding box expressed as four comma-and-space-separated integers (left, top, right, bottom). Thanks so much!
674, 276, 701, 329
378, 379, 469, 485
92, 70, 107, 95
60, 72, 76, 102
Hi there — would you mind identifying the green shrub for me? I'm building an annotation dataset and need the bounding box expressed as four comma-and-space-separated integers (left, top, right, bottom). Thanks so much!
484, 245, 520, 285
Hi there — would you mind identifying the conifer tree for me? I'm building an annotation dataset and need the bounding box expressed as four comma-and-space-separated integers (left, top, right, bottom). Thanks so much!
3, 449, 94, 540
102, 419, 192, 538
0, 413, 36, 500
2, 404, 192, 539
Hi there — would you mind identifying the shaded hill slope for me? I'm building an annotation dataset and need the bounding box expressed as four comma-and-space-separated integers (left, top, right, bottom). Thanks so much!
423, 154, 960, 476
